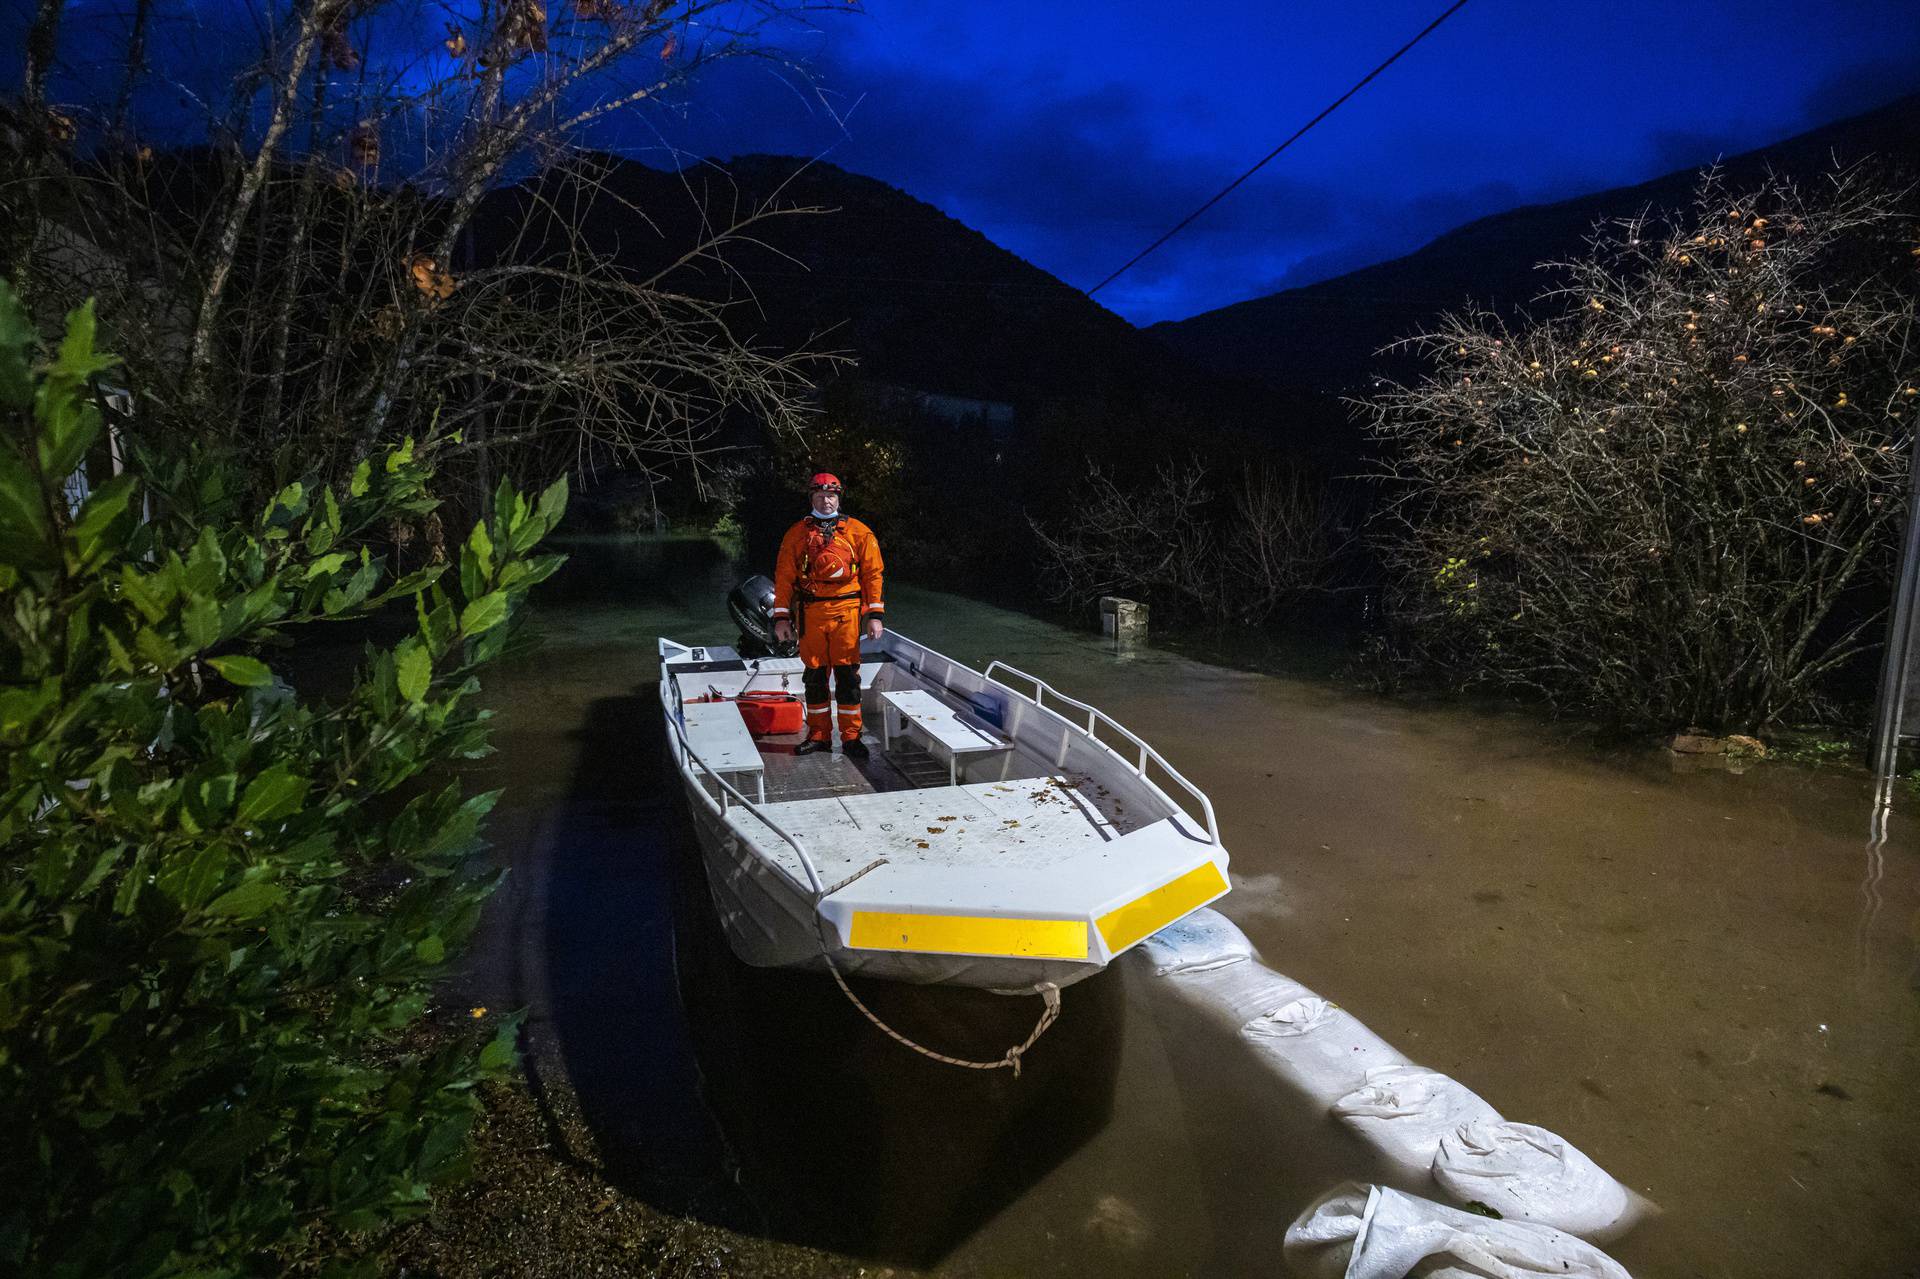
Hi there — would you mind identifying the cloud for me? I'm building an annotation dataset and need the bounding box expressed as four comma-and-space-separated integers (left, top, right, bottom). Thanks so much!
17, 0, 1920, 328
560, 15, 1920, 324
607, 49, 1357, 318
622, 50, 1647, 323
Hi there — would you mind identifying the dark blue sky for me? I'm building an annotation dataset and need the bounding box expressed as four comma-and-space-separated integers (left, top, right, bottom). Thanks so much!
11, 0, 1920, 325
623, 0, 1920, 324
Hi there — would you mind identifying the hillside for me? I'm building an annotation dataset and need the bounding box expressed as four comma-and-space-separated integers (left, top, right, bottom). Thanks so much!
470, 153, 1341, 453
1151, 93, 1920, 396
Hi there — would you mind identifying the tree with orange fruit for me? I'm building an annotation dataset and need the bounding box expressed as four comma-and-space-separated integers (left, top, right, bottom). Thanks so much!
1367, 166, 1919, 733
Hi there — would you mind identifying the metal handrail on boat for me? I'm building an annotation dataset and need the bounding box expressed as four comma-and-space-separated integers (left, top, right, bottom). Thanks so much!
656, 652, 827, 898
982, 660, 1221, 845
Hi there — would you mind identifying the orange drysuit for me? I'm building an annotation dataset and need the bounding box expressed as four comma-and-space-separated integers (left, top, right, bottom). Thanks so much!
772, 515, 885, 742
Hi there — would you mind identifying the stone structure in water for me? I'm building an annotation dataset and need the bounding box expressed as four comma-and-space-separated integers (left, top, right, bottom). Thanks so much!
1101, 596, 1147, 651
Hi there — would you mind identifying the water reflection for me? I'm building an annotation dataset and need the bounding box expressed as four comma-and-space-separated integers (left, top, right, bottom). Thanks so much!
1860, 789, 1891, 976
536, 690, 739, 1216
680, 874, 1127, 1264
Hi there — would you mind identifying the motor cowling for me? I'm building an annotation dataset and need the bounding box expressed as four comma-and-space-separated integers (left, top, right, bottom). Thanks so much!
728, 574, 797, 658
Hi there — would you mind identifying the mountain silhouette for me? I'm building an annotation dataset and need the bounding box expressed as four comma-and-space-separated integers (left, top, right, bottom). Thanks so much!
469, 153, 1337, 455
1149, 92, 1920, 397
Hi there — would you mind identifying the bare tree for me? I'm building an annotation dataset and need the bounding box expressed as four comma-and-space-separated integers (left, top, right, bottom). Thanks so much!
1032, 457, 1352, 626
1228, 461, 1358, 621
1365, 165, 1919, 731
1031, 461, 1218, 617
4, 0, 850, 508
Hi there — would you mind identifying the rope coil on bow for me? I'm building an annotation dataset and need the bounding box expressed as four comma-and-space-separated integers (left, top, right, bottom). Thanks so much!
815, 915, 1063, 1077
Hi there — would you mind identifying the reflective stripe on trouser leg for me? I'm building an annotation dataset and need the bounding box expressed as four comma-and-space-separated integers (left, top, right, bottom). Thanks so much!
800, 665, 832, 742
833, 662, 862, 741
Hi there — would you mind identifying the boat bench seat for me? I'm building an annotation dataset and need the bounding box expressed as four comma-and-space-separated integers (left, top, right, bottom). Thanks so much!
680, 700, 766, 804
878, 689, 1013, 786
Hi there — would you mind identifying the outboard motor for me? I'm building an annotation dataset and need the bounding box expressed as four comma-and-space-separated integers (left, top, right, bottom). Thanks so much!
729, 574, 797, 658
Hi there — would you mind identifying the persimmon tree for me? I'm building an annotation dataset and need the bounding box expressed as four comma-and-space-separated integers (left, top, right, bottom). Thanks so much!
1366, 167, 1919, 731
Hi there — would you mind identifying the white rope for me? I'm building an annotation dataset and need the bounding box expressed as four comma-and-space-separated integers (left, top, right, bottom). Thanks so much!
815, 917, 1063, 1077
820, 857, 890, 898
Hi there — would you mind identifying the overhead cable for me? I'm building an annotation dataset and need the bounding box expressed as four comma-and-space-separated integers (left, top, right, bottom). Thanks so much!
1087, 0, 1474, 297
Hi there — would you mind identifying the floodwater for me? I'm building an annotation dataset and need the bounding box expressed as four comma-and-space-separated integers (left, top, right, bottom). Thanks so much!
457, 536, 1920, 1279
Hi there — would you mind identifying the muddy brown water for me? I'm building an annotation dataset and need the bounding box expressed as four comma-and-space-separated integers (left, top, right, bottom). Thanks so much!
453, 537, 1920, 1279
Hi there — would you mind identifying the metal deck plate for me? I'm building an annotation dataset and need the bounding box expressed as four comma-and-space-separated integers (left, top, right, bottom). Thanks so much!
731, 775, 1123, 884
750, 729, 916, 802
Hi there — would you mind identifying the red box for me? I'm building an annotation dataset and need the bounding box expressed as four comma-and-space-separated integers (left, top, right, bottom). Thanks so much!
734, 691, 803, 736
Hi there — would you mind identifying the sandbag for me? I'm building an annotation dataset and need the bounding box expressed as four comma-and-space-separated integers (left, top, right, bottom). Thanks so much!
1134, 908, 1255, 976
1141, 959, 1651, 1249
1238, 994, 1406, 1104
1146, 961, 1409, 1109
1164, 958, 1317, 1029
1432, 1121, 1649, 1243
1284, 1182, 1634, 1279
1330, 1065, 1505, 1187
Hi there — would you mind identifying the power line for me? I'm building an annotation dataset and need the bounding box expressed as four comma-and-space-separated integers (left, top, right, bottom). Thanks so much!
1087, 0, 1475, 298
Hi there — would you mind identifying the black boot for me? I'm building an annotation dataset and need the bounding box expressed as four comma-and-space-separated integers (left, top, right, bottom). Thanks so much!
841, 738, 869, 761
794, 737, 830, 756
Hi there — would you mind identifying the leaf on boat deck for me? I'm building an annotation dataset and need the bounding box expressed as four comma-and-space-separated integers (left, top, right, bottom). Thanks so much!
926, 826, 945, 834
938, 815, 957, 822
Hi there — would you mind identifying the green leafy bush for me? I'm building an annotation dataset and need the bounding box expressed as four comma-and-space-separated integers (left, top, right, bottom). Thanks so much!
0, 282, 567, 1277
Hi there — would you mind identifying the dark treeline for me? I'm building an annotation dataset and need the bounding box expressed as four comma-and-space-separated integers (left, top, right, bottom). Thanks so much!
486, 153, 1365, 620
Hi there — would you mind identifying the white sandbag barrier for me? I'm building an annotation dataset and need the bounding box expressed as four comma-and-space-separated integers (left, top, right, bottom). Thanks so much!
1432, 1121, 1650, 1244
1134, 908, 1255, 975
1331, 1065, 1504, 1187
1131, 909, 1653, 1266
1238, 993, 1407, 1102
1284, 1183, 1633, 1279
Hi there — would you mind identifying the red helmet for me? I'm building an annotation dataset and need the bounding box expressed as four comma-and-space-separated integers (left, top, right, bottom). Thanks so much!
808, 472, 843, 493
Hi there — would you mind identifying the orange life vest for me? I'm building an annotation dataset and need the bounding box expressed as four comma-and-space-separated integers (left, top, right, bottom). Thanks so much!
772, 515, 886, 620
798, 518, 860, 594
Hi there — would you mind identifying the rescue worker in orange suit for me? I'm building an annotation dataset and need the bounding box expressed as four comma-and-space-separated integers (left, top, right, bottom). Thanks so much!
771, 473, 885, 759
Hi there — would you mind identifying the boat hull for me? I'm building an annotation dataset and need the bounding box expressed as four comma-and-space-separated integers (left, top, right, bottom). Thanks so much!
660, 632, 1228, 994
678, 773, 1104, 992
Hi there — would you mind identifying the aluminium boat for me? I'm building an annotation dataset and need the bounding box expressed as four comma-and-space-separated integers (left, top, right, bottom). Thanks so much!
658, 623, 1230, 995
